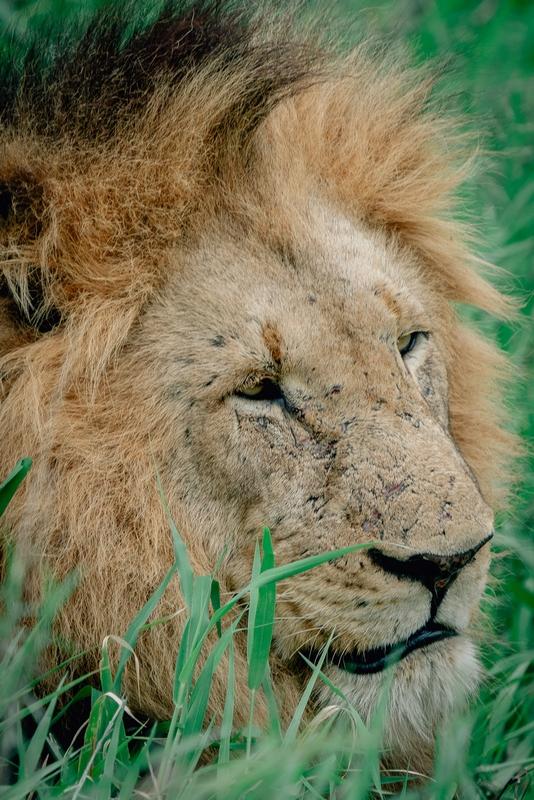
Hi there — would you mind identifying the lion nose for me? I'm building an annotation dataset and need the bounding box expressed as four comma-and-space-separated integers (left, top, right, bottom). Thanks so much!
368, 534, 493, 616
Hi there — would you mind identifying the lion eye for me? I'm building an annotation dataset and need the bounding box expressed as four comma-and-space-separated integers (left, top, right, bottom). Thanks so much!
397, 331, 421, 357
237, 379, 283, 401
240, 382, 265, 397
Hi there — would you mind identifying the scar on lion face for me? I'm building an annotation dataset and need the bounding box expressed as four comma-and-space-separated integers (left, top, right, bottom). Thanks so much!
263, 324, 283, 365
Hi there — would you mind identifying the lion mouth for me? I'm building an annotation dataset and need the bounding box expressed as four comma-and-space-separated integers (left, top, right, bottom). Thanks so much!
303, 620, 458, 675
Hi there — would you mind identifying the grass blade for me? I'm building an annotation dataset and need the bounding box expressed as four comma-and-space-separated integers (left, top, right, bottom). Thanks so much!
218, 639, 235, 765
173, 575, 212, 704
151, 450, 194, 609
211, 579, 222, 638
284, 631, 335, 743
114, 562, 176, 694
187, 576, 213, 655
0, 458, 32, 518
246, 539, 262, 673
183, 619, 239, 745
248, 528, 276, 691
262, 664, 282, 743
95, 703, 124, 799
20, 682, 62, 778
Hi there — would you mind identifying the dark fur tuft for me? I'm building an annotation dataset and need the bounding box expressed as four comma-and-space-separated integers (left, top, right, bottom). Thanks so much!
0, 1, 320, 142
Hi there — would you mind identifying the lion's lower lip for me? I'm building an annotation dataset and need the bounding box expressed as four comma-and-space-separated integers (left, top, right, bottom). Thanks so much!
304, 620, 458, 675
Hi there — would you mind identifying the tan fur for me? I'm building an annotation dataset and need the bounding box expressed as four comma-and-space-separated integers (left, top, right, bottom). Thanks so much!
0, 4, 516, 779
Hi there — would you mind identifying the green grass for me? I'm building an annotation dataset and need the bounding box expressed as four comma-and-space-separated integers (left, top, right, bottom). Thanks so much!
0, 0, 533, 797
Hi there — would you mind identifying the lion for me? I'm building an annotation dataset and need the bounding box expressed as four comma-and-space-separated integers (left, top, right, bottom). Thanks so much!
0, 0, 515, 779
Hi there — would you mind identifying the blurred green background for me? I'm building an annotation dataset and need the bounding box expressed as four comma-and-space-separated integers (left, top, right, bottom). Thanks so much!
0, 0, 532, 795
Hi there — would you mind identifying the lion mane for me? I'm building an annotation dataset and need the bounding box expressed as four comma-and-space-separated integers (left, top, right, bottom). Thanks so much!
0, 0, 515, 777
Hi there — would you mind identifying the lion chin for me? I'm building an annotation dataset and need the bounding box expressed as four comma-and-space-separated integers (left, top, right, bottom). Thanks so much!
315, 637, 481, 778
0, 0, 513, 783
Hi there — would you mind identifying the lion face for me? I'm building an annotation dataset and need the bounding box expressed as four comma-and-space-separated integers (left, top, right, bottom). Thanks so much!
137, 199, 493, 764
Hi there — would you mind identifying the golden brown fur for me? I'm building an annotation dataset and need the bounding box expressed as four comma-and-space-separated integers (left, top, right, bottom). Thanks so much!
0, 1, 515, 778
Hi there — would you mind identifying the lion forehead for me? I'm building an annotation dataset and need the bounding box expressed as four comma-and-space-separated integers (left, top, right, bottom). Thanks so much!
151, 202, 436, 368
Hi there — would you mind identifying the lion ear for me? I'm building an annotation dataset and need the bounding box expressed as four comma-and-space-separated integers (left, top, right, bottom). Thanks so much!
0, 166, 62, 334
